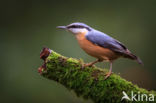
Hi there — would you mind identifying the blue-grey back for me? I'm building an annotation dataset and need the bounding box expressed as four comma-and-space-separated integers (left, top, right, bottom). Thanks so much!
86, 29, 127, 53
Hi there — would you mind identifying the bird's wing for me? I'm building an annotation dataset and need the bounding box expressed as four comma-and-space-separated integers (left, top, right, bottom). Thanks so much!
86, 30, 127, 54
86, 30, 143, 64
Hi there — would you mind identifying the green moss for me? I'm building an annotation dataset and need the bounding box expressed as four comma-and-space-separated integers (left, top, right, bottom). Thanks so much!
40, 50, 156, 103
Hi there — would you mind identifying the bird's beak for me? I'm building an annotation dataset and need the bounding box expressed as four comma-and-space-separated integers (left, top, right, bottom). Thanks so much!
57, 26, 67, 29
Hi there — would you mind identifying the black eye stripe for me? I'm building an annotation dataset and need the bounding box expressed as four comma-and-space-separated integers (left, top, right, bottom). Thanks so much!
67, 25, 84, 28
67, 25, 91, 31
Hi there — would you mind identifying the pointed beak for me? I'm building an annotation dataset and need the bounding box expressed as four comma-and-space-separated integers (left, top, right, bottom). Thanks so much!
56, 26, 67, 29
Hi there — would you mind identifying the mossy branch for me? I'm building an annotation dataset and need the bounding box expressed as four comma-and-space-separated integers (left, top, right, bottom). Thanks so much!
38, 48, 156, 103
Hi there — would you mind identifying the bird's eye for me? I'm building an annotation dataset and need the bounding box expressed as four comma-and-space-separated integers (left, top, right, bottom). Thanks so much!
67, 25, 91, 31
67, 25, 76, 28
68, 25, 84, 29
71, 25, 77, 28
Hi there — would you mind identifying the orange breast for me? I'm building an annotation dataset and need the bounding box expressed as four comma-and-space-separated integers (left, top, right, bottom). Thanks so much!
76, 33, 119, 61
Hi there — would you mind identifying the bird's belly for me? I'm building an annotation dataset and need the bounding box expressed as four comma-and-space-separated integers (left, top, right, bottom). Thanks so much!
76, 34, 119, 61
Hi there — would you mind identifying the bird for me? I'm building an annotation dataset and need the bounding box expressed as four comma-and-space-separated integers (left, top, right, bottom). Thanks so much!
57, 22, 143, 79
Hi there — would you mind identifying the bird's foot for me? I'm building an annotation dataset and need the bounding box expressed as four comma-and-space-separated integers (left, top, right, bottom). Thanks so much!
80, 59, 100, 69
104, 72, 112, 80
81, 63, 94, 69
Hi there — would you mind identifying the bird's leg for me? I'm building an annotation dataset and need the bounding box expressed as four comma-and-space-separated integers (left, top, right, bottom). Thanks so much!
82, 59, 101, 68
104, 62, 113, 80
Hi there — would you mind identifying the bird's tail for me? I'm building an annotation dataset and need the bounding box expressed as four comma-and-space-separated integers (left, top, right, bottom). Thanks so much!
123, 50, 143, 65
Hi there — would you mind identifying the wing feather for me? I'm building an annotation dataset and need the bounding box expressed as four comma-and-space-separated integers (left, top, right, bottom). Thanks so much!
85, 30, 143, 64
86, 30, 127, 54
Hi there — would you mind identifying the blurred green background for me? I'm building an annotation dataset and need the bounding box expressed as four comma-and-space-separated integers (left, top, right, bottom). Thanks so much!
1, 0, 156, 103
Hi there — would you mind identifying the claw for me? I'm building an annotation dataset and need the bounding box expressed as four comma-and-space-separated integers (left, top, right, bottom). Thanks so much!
104, 62, 113, 80
81, 63, 93, 69
84, 63, 94, 67
104, 72, 112, 80
80, 59, 99, 69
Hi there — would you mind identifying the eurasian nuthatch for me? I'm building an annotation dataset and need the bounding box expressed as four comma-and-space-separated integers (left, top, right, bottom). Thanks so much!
57, 22, 143, 79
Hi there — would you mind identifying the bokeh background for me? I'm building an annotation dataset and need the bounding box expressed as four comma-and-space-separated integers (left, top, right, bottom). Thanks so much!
1, 0, 156, 103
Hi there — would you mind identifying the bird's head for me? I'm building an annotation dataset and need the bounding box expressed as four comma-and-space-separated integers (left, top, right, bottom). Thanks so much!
57, 22, 92, 35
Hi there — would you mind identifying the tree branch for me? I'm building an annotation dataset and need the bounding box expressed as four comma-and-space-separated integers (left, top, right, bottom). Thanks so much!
38, 48, 156, 103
